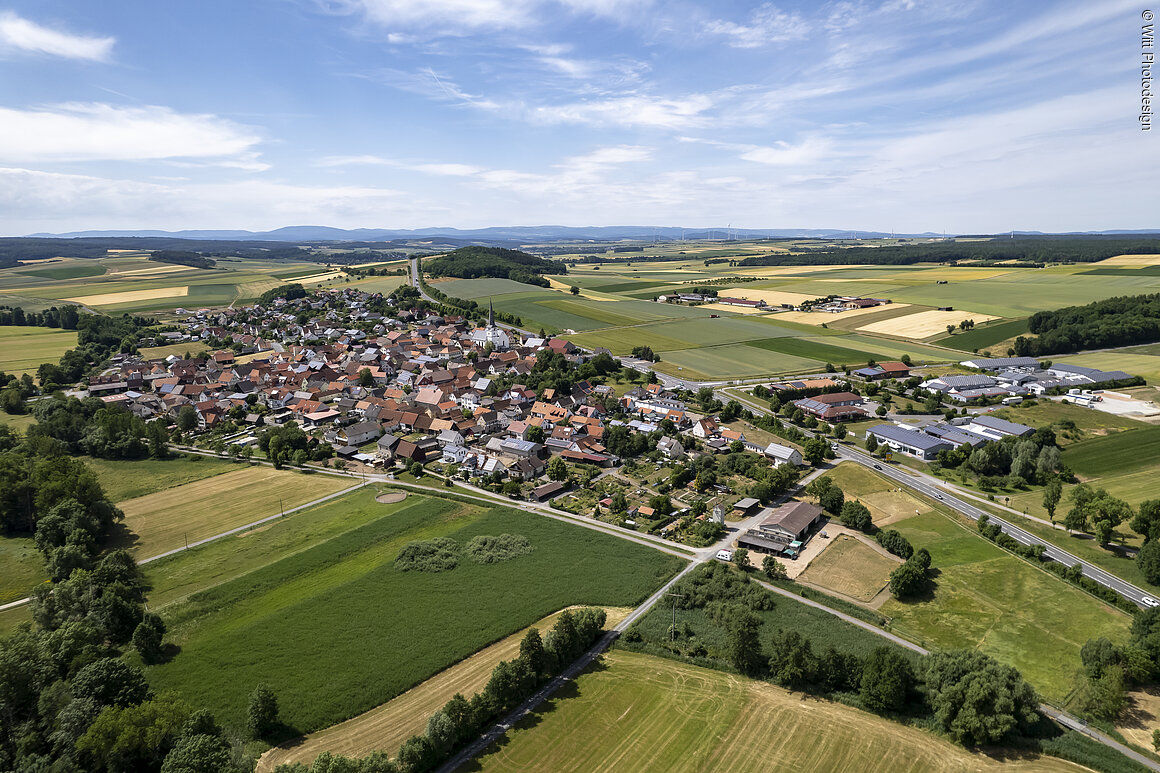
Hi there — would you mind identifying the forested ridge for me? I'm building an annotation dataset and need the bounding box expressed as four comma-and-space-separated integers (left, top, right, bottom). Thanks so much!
423, 247, 566, 286
1014, 294, 1160, 356
738, 237, 1160, 267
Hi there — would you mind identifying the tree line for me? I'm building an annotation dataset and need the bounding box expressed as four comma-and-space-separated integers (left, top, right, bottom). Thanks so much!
1015, 293, 1160, 356
621, 563, 1040, 747
423, 246, 566, 285
148, 251, 217, 269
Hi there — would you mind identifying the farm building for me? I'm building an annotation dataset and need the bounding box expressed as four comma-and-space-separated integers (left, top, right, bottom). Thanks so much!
732, 497, 762, 518
867, 423, 951, 460
793, 392, 869, 422
960, 356, 1040, 371
717, 297, 768, 308
737, 501, 825, 555
531, 481, 567, 502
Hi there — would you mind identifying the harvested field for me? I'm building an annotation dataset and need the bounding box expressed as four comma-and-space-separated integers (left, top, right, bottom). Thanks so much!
699, 302, 767, 314
858, 308, 999, 338
472, 650, 1086, 773
257, 607, 631, 771
798, 535, 899, 602
64, 286, 190, 305
1097, 253, 1160, 266
110, 264, 197, 276
859, 490, 928, 526
114, 466, 353, 557
771, 303, 912, 326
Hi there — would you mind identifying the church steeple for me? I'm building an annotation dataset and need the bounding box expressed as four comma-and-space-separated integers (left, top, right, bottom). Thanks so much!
488, 298, 495, 327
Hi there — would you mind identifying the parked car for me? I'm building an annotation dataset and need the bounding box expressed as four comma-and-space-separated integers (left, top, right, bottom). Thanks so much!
716, 549, 733, 562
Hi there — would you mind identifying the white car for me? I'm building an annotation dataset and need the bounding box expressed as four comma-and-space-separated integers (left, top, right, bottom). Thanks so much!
1142, 596, 1159, 608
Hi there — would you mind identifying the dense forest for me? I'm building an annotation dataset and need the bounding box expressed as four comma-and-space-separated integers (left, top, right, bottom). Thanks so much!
423, 247, 566, 286
738, 237, 1160, 267
148, 251, 216, 269
1014, 293, 1160, 356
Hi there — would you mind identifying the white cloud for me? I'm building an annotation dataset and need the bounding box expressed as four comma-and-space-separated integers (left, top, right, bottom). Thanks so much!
0, 103, 263, 164
739, 136, 833, 166
0, 167, 414, 233
528, 93, 716, 129
0, 11, 114, 61
706, 4, 809, 48
325, 0, 540, 32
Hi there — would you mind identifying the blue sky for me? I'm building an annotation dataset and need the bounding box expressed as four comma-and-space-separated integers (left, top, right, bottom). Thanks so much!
0, 0, 1152, 234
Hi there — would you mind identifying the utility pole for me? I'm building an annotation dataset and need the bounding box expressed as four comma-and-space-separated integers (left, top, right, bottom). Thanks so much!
666, 592, 685, 641
280, 497, 285, 518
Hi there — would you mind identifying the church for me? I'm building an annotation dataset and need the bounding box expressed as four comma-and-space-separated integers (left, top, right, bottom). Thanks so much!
469, 300, 512, 350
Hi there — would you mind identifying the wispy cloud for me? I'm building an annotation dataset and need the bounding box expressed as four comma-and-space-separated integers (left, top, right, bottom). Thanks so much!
706, 4, 809, 48
0, 104, 264, 165
0, 11, 114, 61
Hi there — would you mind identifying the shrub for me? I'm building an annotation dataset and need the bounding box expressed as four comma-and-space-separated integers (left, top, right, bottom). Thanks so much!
394, 537, 461, 572
464, 534, 533, 564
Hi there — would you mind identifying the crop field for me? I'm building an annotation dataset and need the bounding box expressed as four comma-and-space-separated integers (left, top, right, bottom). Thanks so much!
935, 318, 1031, 351
745, 336, 890, 365
823, 463, 926, 526
0, 326, 78, 374
147, 491, 685, 735
657, 345, 820, 380
85, 455, 237, 503
858, 308, 999, 338
879, 510, 1130, 701
994, 400, 1144, 441
1062, 426, 1160, 478
257, 606, 632, 770
0, 536, 47, 604
113, 466, 353, 557
470, 650, 1082, 773
798, 536, 898, 602
0, 251, 326, 313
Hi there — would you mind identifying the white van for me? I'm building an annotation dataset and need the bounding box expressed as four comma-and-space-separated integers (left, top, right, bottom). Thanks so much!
716, 549, 733, 561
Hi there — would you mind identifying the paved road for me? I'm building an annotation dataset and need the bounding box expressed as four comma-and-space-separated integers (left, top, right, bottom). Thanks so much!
718, 384, 1158, 610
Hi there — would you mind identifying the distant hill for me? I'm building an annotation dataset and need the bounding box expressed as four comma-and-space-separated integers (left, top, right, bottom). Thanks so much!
424, 246, 567, 287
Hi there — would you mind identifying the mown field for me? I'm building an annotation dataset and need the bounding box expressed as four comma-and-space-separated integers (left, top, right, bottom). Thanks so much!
1062, 426, 1160, 478
469, 650, 1086, 773
146, 490, 685, 736
823, 462, 1131, 702
113, 465, 353, 557
799, 536, 898, 602
879, 510, 1130, 702
86, 455, 237, 503
0, 325, 78, 375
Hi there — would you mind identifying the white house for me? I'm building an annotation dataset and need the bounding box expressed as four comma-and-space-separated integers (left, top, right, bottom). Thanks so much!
762, 442, 804, 466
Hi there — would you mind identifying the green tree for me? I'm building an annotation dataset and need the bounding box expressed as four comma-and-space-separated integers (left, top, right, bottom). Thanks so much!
72, 657, 150, 709
819, 486, 845, 516
77, 692, 191, 772
526, 424, 545, 443
247, 683, 279, 740
1138, 538, 1160, 585
1042, 477, 1063, 523
924, 650, 1039, 745
802, 438, 828, 466
1131, 499, 1160, 543
833, 424, 848, 440
1080, 637, 1121, 679
888, 559, 927, 599
762, 555, 787, 580
358, 367, 374, 387
160, 732, 234, 773
725, 608, 765, 676
859, 647, 913, 713
176, 405, 197, 434
569, 285, 580, 295
732, 548, 749, 569
839, 500, 872, 531
546, 455, 568, 481
519, 628, 547, 679
132, 612, 167, 663
866, 433, 879, 453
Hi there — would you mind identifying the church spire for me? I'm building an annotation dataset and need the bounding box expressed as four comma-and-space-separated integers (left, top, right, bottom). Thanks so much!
488, 298, 495, 327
